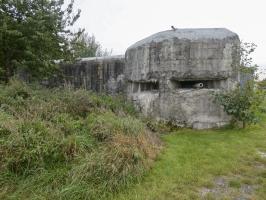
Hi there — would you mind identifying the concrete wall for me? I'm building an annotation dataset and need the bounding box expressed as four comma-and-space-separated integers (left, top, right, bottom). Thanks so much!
49, 55, 125, 94
125, 28, 240, 129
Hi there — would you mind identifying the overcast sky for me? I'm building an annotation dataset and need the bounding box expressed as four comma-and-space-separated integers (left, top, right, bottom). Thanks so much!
74, 0, 266, 68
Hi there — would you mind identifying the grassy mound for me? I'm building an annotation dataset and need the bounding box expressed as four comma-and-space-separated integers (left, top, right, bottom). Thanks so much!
0, 80, 161, 200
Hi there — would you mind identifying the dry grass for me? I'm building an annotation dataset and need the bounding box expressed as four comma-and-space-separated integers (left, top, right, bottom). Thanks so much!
0, 79, 161, 200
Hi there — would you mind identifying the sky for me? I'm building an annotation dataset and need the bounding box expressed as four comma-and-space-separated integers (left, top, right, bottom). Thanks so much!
73, 0, 266, 77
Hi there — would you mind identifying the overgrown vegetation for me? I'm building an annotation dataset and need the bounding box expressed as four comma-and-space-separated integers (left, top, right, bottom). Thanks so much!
0, 0, 110, 83
73, 32, 112, 58
214, 42, 265, 128
0, 80, 161, 199
258, 78, 266, 89
0, 0, 83, 82
214, 81, 265, 128
113, 118, 266, 200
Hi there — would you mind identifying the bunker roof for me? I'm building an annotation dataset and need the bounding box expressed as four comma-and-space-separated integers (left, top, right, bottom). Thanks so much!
80, 55, 124, 62
128, 28, 239, 49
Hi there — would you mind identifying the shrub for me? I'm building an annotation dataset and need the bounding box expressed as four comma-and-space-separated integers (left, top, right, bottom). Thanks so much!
214, 81, 265, 128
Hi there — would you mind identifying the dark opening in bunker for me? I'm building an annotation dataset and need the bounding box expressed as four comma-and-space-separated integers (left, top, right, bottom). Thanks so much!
140, 82, 159, 91
171, 79, 220, 89
180, 80, 208, 89
131, 81, 159, 92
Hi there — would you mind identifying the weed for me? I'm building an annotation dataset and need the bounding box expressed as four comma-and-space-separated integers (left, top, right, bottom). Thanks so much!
0, 80, 161, 199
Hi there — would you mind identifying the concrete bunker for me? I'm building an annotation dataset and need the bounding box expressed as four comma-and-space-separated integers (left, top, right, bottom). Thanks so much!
28, 28, 241, 129
125, 28, 240, 129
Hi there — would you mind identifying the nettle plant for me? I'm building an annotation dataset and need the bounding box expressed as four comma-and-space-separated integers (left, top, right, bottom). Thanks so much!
214, 42, 265, 128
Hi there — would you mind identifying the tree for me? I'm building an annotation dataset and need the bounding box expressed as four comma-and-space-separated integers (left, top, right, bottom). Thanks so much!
214, 81, 264, 128
258, 79, 266, 89
214, 42, 265, 128
0, 0, 81, 83
72, 32, 112, 58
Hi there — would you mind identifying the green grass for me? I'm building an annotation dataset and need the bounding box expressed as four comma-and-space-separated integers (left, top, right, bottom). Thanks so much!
0, 79, 161, 200
0, 79, 265, 199
113, 123, 266, 199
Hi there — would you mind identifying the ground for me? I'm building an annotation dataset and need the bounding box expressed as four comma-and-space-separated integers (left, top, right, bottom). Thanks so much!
0, 82, 265, 200
113, 120, 266, 199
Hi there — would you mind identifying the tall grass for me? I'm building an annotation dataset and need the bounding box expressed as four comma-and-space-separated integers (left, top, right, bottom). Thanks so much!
0, 79, 161, 199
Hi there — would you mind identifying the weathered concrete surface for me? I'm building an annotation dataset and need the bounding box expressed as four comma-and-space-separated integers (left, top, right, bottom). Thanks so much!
125, 28, 240, 129
52, 55, 125, 94
19, 28, 242, 129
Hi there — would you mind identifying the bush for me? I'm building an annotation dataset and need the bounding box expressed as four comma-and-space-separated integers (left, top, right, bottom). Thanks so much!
0, 80, 161, 199
214, 81, 265, 128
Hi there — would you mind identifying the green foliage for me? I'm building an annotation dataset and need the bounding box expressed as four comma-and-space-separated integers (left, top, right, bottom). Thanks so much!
214, 42, 265, 128
0, 80, 161, 199
87, 112, 145, 141
238, 42, 265, 82
214, 81, 265, 128
72, 32, 112, 58
239, 42, 257, 68
113, 123, 266, 200
258, 79, 266, 89
144, 117, 178, 133
69, 113, 160, 197
0, 0, 81, 82
2, 120, 66, 174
